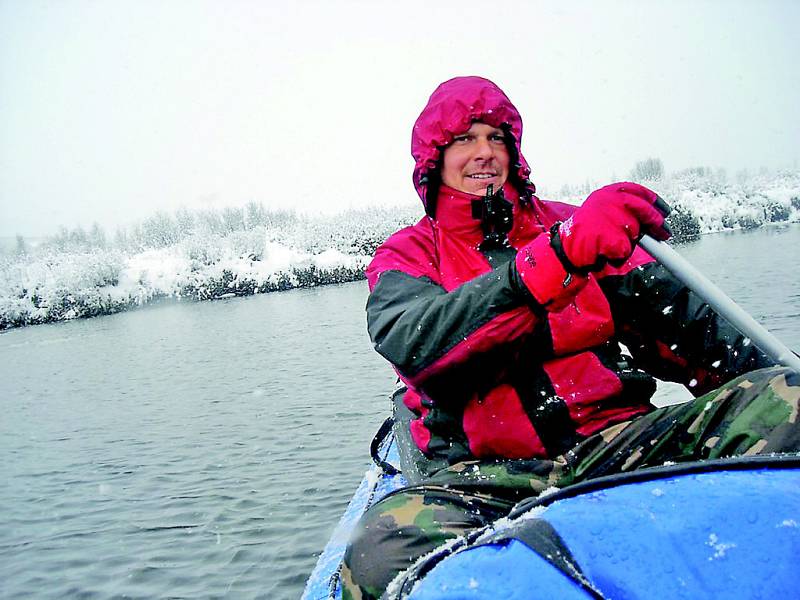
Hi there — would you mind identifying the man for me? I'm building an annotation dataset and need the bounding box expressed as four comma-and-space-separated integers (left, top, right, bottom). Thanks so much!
342, 76, 798, 599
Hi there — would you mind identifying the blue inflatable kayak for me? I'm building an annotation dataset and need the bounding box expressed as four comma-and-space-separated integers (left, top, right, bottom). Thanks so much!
393, 457, 800, 599
304, 420, 800, 600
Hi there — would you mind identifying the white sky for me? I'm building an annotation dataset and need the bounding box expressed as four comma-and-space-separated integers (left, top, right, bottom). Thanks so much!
1, 0, 798, 237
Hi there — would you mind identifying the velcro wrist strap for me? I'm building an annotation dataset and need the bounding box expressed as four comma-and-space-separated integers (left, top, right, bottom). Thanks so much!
549, 222, 593, 275
515, 234, 588, 311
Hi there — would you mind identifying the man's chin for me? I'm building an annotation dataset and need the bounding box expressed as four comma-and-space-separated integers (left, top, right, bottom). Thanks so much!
465, 179, 505, 196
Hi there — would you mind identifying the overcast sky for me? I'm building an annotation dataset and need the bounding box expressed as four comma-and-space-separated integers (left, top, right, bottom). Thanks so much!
1, 0, 798, 237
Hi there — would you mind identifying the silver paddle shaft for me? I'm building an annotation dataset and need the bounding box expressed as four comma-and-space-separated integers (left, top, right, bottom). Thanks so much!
639, 234, 800, 373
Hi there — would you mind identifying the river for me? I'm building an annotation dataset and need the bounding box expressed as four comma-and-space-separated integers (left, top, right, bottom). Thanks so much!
1, 224, 799, 599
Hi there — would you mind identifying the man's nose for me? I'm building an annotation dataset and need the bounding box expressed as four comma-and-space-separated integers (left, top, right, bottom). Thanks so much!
473, 136, 493, 160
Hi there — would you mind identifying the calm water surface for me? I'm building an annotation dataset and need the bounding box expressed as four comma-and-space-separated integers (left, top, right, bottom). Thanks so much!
1, 225, 799, 599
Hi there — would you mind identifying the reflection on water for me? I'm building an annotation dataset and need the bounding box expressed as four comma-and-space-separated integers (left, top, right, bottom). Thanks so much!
1, 225, 798, 599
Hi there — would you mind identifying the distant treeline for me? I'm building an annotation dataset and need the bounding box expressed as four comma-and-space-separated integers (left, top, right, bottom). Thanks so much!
10, 201, 421, 260
10, 160, 800, 257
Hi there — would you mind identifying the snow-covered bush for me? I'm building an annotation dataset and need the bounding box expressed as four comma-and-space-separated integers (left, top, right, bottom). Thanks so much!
630, 158, 664, 182
665, 208, 702, 242
0, 249, 129, 328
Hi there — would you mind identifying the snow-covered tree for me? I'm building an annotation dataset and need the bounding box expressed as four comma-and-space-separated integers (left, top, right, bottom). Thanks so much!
630, 158, 664, 182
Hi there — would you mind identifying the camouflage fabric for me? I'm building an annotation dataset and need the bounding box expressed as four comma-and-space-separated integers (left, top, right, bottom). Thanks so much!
340, 486, 513, 600
341, 366, 800, 599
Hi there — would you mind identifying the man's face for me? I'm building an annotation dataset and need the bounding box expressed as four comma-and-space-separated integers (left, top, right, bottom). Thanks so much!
441, 122, 510, 195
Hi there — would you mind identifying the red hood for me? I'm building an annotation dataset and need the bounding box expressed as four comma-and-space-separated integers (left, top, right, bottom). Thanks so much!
411, 76, 533, 213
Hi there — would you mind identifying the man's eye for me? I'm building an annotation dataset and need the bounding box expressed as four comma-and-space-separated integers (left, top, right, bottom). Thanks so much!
490, 134, 506, 143
452, 135, 471, 143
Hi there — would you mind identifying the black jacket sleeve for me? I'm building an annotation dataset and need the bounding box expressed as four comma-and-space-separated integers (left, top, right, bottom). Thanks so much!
599, 261, 775, 395
366, 258, 543, 386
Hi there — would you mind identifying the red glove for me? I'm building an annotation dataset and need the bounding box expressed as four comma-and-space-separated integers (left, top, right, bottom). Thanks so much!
552, 182, 671, 273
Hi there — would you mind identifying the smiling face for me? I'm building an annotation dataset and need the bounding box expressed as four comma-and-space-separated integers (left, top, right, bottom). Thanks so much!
440, 122, 510, 195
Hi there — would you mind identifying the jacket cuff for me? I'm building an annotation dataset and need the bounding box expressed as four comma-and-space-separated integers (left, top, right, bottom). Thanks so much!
514, 234, 588, 311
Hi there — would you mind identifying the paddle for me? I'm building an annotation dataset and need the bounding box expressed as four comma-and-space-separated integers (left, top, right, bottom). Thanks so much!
639, 234, 800, 373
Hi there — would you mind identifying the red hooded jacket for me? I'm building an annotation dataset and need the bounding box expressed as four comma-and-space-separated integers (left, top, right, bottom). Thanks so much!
366, 77, 770, 463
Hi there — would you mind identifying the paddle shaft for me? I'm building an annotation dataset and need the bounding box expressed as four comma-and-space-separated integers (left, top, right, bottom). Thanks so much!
639, 234, 800, 373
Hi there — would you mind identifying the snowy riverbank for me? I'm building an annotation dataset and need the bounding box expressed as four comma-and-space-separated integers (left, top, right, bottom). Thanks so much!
3, 171, 799, 330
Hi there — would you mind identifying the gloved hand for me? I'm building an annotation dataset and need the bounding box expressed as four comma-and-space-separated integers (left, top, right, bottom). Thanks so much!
551, 182, 671, 273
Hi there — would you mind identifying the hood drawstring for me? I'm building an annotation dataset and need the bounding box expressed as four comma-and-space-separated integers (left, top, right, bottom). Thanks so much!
471, 184, 514, 250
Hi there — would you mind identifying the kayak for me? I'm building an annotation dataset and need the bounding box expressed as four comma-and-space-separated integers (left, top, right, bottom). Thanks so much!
392, 456, 800, 599
303, 397, 800, 599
